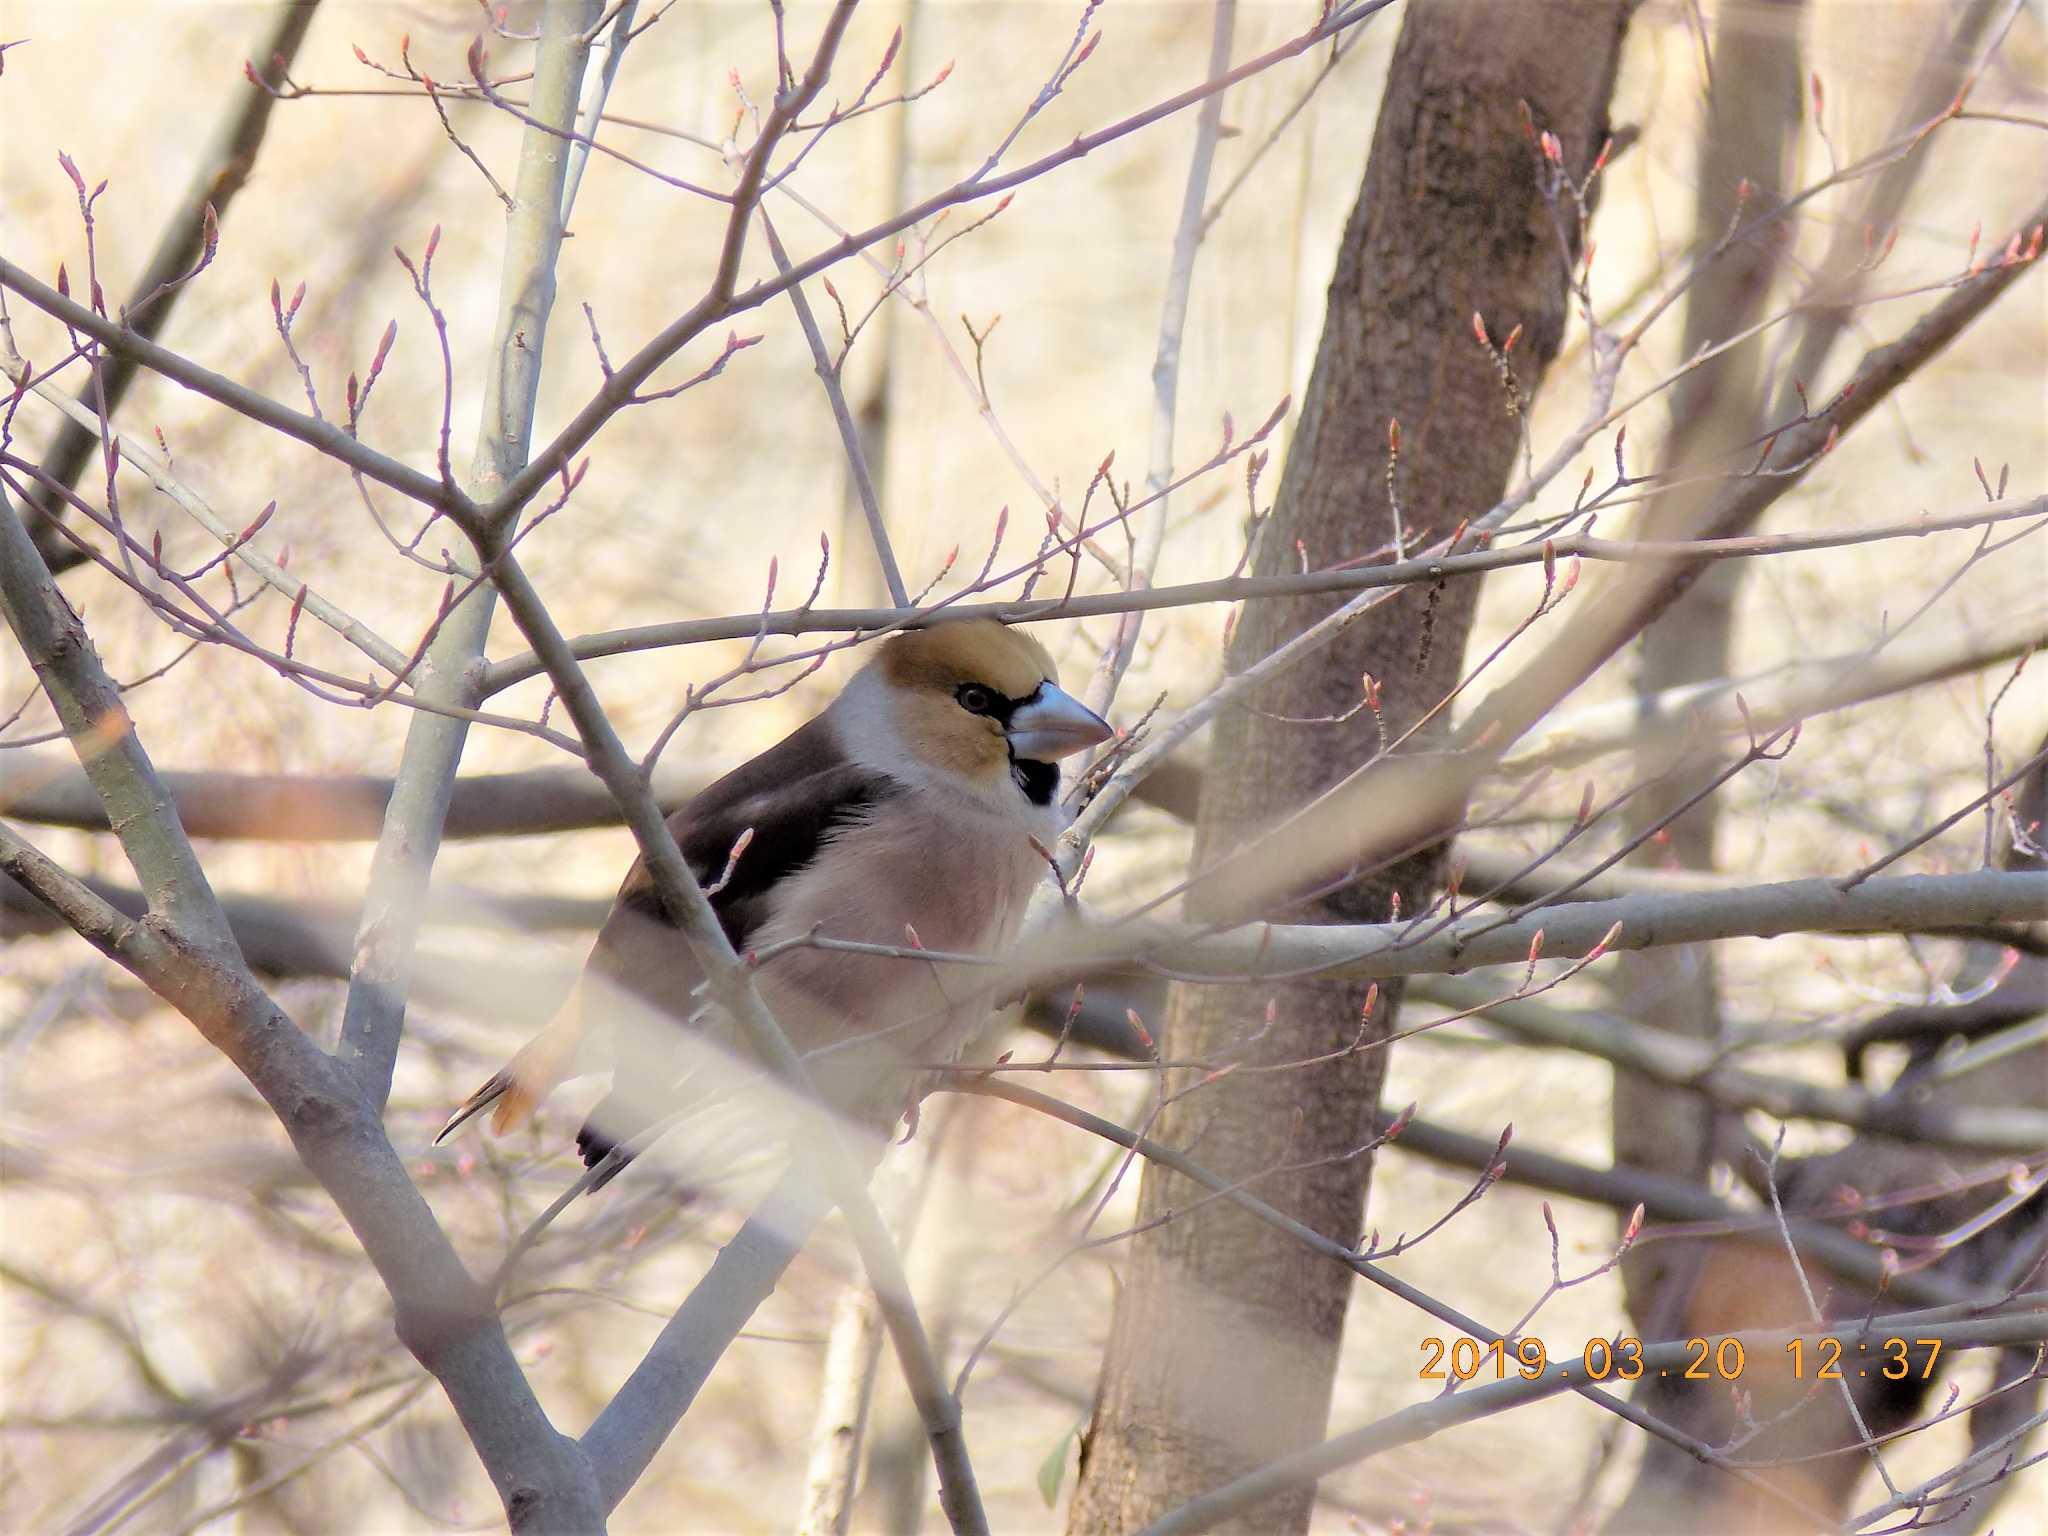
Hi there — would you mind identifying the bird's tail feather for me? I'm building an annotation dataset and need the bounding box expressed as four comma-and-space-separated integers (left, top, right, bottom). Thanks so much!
436, 1028, 575, 1143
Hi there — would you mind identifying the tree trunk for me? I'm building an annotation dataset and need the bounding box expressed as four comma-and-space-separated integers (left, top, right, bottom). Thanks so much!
1067, 5, 1631, 1530
1611, 0, 1805, 1334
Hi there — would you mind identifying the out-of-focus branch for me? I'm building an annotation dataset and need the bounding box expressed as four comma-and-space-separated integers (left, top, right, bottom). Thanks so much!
0, 480, 604, 1534
1454, 848, 2047, 955
1190, 207, 2048, 921
795, 1135, 944, 1536
0, 748, 1201, 841
1376, 1109, 1978, 1309
1110, 869, 2047, 1001
582, 1169, 834, 1506
1138, 1304, 2048, 1536
25, 0, 324, 573
0, 486, 237, 955
1769, 0, 2011, 422
0, 754, 694, 839
335, 1, 599, 1110
559, 0, 637, 222
1, 862, 602, 982
1612, 0, 1805, 1323
1461, 203, 2048, 758
1501, 604, 2048, 775
1414, 976, 2048, 1153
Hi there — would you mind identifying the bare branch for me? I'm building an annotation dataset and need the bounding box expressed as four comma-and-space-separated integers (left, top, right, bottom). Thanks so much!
23, 0, 322, 571
760, 206, 909, 606
481, 495, 2044, 693
336, 1, 600, 1109
0, 479, 604, 1533
0, 256, 467, 516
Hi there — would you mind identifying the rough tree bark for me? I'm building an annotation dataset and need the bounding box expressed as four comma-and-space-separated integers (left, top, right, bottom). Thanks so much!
1067, 5, 1632, 1529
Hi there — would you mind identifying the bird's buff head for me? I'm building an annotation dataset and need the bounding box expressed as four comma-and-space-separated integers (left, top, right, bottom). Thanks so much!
869, 619, 1112, 804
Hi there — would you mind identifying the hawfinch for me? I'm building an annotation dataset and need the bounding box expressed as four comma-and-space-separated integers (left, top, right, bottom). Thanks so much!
438, 618, 1112, 1185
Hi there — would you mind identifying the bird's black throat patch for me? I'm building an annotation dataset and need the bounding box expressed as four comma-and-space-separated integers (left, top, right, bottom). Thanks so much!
1011, 754, 1058, 806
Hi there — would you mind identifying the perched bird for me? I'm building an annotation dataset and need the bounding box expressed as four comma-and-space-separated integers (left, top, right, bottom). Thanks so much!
437, 618, 1112, 1187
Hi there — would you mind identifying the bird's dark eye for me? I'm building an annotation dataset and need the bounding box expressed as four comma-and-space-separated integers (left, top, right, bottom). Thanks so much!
956, 684, 996, 715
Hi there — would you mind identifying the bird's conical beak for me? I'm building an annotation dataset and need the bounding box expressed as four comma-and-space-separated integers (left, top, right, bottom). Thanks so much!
1005, 684, 1113, 762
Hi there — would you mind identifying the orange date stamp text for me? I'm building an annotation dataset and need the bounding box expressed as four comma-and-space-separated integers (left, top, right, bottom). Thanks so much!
1418, 1334, 1944, 1384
